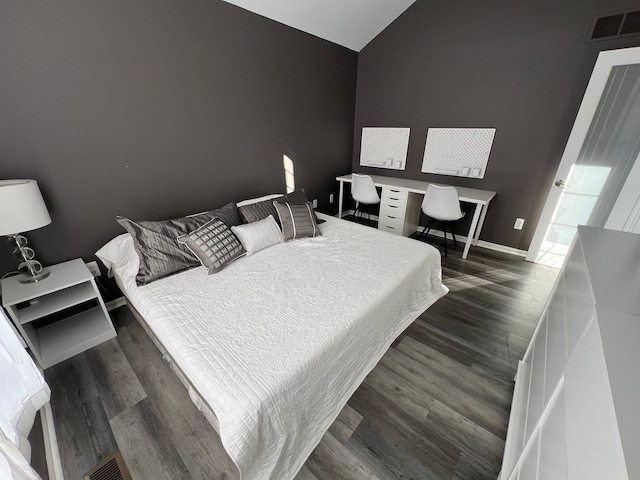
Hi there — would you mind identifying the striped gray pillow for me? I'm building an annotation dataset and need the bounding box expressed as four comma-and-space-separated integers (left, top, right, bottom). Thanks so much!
177, 218, 245, 274
273, 202, 322, 241
231, 215, 283, 255
239, 197, 282, 225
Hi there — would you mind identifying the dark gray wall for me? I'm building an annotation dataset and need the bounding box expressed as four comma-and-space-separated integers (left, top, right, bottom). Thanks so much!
353, 0, 640, 250
0, 0, 357, 275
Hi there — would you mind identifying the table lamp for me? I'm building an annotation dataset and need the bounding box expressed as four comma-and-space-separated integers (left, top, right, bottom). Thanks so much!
0, 180, 52, 283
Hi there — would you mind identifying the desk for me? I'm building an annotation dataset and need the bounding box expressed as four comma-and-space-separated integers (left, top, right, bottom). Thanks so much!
336, 174, 496, 259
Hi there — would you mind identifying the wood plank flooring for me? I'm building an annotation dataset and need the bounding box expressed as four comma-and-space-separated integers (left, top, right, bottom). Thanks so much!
45, 234, 557, 480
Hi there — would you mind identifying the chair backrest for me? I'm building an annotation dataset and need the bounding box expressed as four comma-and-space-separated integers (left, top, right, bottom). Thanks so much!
422, 184, 463, 221
351, 174, 380, 204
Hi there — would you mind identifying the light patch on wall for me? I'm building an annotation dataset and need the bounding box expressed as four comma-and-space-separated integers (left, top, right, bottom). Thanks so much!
283, 155, 295, 193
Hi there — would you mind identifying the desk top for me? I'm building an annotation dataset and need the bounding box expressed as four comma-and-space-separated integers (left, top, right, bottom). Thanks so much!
337, 174, 496, 204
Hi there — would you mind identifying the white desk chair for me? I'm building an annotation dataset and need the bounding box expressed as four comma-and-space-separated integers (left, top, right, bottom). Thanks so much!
419, 184, 465, 257
351, 174, 380, 225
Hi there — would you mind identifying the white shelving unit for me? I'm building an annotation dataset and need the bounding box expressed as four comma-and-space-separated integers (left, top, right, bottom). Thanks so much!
500, 226, 640, 480
1, 258, 116, 369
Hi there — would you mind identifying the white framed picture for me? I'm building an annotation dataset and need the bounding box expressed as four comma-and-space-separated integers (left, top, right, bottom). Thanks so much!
422, 128, 496, 178
360, 127, 410, 170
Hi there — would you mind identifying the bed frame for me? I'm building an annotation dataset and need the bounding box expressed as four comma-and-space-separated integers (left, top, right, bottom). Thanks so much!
125, 299, 220, 433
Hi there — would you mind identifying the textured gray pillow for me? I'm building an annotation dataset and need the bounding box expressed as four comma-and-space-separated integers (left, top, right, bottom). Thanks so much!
116, 202, 243, 285
239, 197, 283, 225
116, 212, 213, 285
275, 190, 325, 224
177, 218, 245, 274
273, 202, 322, 241
231, 215, 283, 256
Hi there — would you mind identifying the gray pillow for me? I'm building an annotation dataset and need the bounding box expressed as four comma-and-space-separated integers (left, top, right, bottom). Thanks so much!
116, 202, 243, 285
275, 190, 325, 224
116, 212, 212, 285
200, 202, 244, 228
177, 218, 245, 274
239, 197, 282, 225
273, 202, 322, 241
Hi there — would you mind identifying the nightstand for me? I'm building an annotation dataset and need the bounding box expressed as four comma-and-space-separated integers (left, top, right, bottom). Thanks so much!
1, 258, 116, 369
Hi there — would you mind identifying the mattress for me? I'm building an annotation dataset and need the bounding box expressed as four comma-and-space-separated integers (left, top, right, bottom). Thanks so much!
97, 213, 448, 480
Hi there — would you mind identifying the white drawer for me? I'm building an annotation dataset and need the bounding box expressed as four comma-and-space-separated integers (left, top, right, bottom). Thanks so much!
378, 213, 404, 229
378, 222, 403, 235
380, 202, 406, 219
381, 187, 408, 202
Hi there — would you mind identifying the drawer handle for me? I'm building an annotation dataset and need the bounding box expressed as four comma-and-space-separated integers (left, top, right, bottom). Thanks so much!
387, 215, 397, 219
389, 197, 399, 201
385, 225, 396, 229
388, 205, 398, 208
390, 189, 400, 193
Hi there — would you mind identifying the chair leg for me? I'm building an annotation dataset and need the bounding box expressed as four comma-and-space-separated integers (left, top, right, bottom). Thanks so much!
425, 218, 434, 238
442, 222, 448, 257
353, 205, 359, 222
418, 224, 428, 240
451, 223, 459, 247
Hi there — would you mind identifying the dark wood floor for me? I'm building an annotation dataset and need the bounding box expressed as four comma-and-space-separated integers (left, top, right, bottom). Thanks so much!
45, 231, 557, 480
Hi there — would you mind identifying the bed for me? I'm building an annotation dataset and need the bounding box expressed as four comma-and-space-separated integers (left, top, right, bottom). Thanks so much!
97, 207, 448, 480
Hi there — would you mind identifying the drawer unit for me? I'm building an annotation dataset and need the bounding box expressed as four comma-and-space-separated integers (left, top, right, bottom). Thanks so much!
377, 187, 421, 237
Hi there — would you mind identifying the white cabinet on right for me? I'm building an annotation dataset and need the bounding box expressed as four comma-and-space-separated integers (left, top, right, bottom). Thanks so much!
501, 226, 640, 480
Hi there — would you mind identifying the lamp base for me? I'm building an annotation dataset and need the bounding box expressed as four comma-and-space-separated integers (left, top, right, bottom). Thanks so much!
18, 267, 50, 284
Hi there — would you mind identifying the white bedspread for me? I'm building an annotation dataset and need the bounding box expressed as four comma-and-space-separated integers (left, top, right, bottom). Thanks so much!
97, 214, 447, 480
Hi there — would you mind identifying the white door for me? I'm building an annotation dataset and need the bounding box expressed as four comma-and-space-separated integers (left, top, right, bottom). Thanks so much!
527, 47, 640, 267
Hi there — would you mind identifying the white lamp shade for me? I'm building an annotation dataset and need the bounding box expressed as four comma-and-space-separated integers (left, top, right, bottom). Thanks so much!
0, 180, 52, 236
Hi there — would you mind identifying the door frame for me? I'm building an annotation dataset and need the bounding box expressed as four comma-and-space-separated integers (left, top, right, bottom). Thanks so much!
526, 46, 640, 262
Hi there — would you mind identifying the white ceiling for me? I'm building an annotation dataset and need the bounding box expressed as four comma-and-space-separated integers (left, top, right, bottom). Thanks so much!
223, 0, 417, 52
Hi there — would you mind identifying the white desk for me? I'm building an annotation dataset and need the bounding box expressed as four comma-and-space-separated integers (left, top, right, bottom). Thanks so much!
337, 174, 496, 259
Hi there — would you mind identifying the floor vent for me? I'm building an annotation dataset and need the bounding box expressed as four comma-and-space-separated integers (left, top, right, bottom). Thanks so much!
83, 451, 132, 480
589, 10, 640, 41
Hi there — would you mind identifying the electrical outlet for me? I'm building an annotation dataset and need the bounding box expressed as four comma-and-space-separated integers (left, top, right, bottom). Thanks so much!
313, 199, 318, 208
86, 261, 101, 277
329, 194, 334, 204
514, 218, 525, 230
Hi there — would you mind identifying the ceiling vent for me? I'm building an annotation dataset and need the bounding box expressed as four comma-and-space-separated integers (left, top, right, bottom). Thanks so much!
589, 10, 640, 41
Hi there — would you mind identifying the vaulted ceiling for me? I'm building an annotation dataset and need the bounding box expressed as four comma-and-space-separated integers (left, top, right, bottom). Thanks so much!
222, 0, 417, 51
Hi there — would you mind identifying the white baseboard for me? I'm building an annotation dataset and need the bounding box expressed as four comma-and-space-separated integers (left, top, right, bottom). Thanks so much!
422, 227, 528, 257
337, 211, 527, 258
105, 296, 127, 311
41, 402, 63, 480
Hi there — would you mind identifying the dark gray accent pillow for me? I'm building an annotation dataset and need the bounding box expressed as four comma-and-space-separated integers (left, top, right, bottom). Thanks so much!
177, 218, 245, 274
273, 201, 322, 241
239, 198, 283, 225
199, 202, 244, 228
116, 212, 213, 285
276, 190, 325, 224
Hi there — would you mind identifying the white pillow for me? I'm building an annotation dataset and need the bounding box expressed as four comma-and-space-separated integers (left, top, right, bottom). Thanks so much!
231, 215, 283, 256
95, 233, 137, 277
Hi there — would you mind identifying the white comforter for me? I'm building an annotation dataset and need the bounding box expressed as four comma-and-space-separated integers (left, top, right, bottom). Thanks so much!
97, 214, 447, 480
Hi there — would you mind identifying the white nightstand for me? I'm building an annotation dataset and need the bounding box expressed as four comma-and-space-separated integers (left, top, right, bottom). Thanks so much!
1, 258, 116, 369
